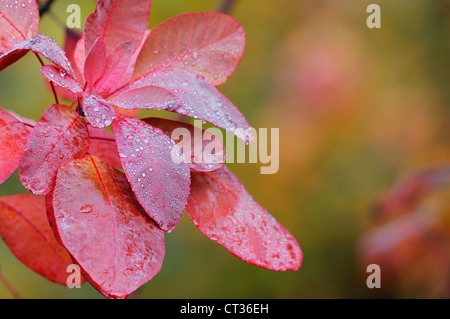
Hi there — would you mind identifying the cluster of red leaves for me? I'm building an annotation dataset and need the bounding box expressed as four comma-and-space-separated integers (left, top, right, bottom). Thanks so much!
360, 165, 450, 296
0, 0, 302, 298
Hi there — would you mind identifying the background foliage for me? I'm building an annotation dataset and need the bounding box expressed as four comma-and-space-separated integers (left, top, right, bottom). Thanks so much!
0, 0, 449, 298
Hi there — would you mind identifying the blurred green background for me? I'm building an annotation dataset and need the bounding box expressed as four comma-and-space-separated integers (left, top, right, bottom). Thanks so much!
0, 0, 449, 298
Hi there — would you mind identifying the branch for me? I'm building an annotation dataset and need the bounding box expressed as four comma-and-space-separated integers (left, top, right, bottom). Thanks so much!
0, 267, 21, 299
39, 0, 56, 17
218, 0, 238, 14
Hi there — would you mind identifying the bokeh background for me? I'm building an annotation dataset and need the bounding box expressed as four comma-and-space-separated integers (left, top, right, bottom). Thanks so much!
1, 0, 449, 298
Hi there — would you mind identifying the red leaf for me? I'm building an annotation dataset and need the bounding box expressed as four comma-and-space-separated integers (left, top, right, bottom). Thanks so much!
143, 117, 225, 172
0, 107, 31, 184
95, 41, 133, 94
19, 104, 89, 195
0, 0, 39, 52
40, 65, 83, 95
0, 48, 27, 71
84, 0, 152, 56
0, 34, 75, 76
112, 114, 190, 232
88, 124, 122, 167
124, 69, 254, 143
53, 155, 165, 299
108, 85, 178, 110
0, 194, 75, 286
73, 36, 85, 83
63, 28, 83, 82
133, 12, 245, 86
375, 166, 450, 219
84, 37, 106, 90
117, 30, 150, 88
186, 167, 303, 271
82, 94, 115, 128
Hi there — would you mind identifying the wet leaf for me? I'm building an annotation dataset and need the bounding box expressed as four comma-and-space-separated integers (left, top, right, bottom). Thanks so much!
112, 114, 190, 232
95, 41, 133, 94
187, 167, 303, 271
88, 124, 122, 167
82, 94, 115, 128
84, 37, 106, 90
0, 0, 39, 52
143, 117, 225, 172
40, 65, 83, 95
133, 12, 245, 86
84, 0, 152, 56
19, 104, 89, 195
124, 69, 254, 143
0, 107, 31, 184
0, 194, 75, 286
53, 154, 165, 299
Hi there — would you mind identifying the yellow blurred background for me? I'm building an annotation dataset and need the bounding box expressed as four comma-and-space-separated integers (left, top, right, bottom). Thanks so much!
0, 0, 449, 298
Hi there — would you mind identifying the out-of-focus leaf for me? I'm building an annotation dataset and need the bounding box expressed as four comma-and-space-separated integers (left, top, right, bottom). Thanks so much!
0, 194, 75, 286
0, 107, 31, 184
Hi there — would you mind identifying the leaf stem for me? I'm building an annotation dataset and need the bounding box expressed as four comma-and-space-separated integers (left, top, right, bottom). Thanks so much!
90, 136, 116, 142
0, 267, 21, 299
34, 53, 60, 105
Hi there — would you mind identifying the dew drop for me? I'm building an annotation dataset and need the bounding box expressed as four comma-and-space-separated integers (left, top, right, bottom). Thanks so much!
80, 205, 93, 214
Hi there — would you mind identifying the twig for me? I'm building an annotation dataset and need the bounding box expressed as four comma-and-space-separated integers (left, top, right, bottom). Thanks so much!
39, 0, 56, 17
218, 0, 237, 14
0, 267, 21, 299
34, 53, 60, 105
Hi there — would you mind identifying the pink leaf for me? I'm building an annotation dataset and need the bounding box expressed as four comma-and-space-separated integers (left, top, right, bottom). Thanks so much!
53, 154, 165, 299
0, 34, 76, 76
15, 34, 75, 77
0, 48, 27, 72
0, 0, 39, 52
186, 167, 303, 271
117, 29, 150, 88
108, 85, 178, 110
40, 65, 83, 95
73, 36, 85, 83
0, 107, 31, 184
84, 37, 106, 90
112, 114, 191, 232
82, 94, 115, 128
143, 117, 225, 172
19, 104, 89, 195
88, 124, 122, 167
0, 194, 76, 286
133, 12, 245, 86
95, 41, 133, 94
125, 69, 254, 143
84, 0, 152, 56
63, 28, 83, 82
